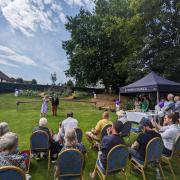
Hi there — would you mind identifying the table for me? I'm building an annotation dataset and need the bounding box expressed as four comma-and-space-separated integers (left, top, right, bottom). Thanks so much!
126, 111, 158, 123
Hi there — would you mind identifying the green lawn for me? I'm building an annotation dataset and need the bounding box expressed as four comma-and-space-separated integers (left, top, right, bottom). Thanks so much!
0, 93, 179, 180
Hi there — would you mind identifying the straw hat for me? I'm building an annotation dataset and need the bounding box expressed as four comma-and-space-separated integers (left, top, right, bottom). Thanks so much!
116, 110, 126, 117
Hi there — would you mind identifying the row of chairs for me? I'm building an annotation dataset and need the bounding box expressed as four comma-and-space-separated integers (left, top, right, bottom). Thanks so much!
0, 126, 179, 180
1, 136, 179, 180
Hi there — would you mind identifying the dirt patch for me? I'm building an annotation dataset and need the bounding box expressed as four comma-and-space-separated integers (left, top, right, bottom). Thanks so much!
91, 94, 128, 110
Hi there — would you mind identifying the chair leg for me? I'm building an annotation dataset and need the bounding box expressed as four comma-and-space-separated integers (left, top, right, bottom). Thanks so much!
48, 151, 51, 170
167, 160, 176, 180
141, 168, 146, 180
123, 170, 128, 180
158, 163, 166, 180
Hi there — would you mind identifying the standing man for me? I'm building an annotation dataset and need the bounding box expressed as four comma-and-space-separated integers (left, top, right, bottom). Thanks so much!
51, 94, 59, 116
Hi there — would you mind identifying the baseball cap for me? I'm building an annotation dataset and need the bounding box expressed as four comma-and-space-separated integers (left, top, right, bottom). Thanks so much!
139, 117, 153, 129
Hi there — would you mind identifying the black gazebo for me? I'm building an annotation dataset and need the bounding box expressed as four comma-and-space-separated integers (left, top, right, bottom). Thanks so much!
119, 72, 180, 103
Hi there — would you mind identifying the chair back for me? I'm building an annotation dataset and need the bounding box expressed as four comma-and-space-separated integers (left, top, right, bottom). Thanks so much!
30, 130, 50, 151
57, 149, 84, 178
121, 121, 132, 137
106, 145, 129, 174
100, 124, 112, 140
144, 137, 164, 165
173, 134, 180, 153
75, 128, 83, 143
0, 166, 26, 180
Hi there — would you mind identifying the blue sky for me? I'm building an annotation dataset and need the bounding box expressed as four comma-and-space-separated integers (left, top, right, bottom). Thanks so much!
0, 0, 94, 84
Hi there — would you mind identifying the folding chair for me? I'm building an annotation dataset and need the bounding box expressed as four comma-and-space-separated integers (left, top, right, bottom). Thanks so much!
0, 166, 26, 180
121, 121, 132, 142
94, 144, 129, 180
30, 130, 51, 170
161, 134, 180, 179
56, 149, 84, 180
75, 128, 83, 143
130, 137, 166, 180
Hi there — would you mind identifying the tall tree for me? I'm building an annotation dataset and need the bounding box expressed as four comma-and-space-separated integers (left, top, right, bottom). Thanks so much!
63, 1, 129, 89
32, 79, 37, 85
115, 0, 180, 82
63, 0, 180, 90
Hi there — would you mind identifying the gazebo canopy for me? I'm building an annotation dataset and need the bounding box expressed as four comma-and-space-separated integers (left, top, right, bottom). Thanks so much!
120, 72, 180, 93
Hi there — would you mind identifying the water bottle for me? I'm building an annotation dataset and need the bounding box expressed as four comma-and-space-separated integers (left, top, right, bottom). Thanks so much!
156, 167, 161, 179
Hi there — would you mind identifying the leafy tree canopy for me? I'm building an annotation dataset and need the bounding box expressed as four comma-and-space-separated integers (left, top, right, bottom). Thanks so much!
63, 0, 180, 89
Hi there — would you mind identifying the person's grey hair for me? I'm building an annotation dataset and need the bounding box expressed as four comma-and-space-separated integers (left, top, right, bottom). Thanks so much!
39, 117, 48, 127
168, 93, 174, 100
0, 122, 9, 136
64, 129, 77, 147
0, 132, 18, 151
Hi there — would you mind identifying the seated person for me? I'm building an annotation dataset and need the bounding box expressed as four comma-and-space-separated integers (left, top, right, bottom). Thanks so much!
0, 132, 27, 171
140, 96, 149, 112
51, 122, 62, 143
162, 94, 175, 114
152, 113, 180, 156
0, 122, 10, 137
116, 110, 127, 124
86, 112, 112, 147
61, 112, 78, 139
174, 96, 180, 119
155, 97, 165, 113
90, 121, 124, 178
33, 117, 51, 138
54, 129, 86, 178
33, 118, 62, 159
134, 97, 141, 111
61, 129, 86, 154
129, 118, 161, 161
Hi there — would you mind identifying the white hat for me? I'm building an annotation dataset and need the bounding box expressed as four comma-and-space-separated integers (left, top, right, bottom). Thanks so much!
116, 110, 126, 117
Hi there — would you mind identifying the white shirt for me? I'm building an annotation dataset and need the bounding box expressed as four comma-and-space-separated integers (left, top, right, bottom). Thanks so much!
159, 124, 180, 150
118, 116, 127, 124
61, 117, 78, 135
175, 101, 180, 112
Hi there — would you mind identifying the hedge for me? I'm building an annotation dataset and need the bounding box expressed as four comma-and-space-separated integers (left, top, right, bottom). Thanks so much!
0, 82, 105, 94
0, 82, 53, 93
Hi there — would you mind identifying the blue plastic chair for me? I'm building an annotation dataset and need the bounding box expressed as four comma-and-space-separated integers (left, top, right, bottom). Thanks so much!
95, 144, 129, 180
161, 134, 180, 179
75, 128, 83, 143
100, 124, 112, 141
0, 166, 26, 180
56, 149, 84, 180
130, 137, 166, 180
121, 121, 132, 141
30, 130, 51, 170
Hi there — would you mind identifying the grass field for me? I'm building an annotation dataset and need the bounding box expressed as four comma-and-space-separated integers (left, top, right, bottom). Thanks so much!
0, 93, 179, 180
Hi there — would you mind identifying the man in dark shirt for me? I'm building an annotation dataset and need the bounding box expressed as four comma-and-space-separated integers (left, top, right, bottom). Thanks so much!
129, 117, 161, 161
90, 121, 124, 178
51, 94, 59, 116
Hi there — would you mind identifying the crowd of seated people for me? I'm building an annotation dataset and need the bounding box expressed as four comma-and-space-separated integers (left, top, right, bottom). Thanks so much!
0, 107, 180, 179
0, 123, 31, 179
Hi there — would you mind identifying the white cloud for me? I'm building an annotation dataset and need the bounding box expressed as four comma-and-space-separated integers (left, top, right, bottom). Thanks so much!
65, 0, 84, 6
0, 45, 37, 66
44, 0, 52, 5
0, 59, 19, 68
64, 0, 94, 10
0, 0, 94, 37
59, 12, 67, 24
0, 0, 62, 37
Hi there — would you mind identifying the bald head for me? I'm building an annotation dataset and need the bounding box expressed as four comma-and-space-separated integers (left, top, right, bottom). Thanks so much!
102, 111, 109, 119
